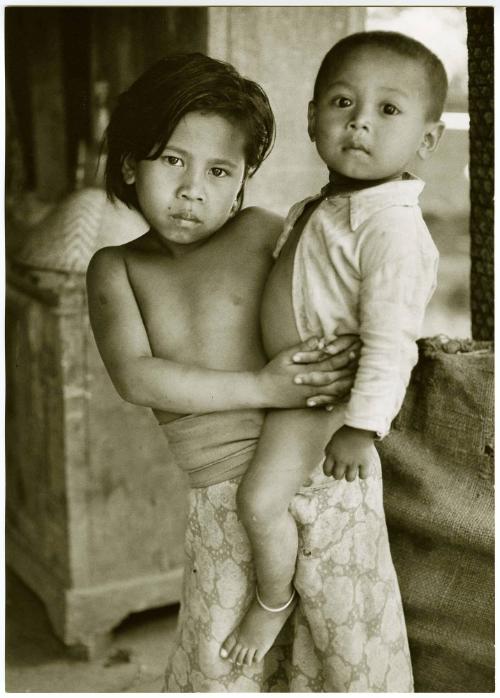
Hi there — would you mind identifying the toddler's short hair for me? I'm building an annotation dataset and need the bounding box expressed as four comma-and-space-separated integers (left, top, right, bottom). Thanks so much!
106, 52, 275, 210
313, 31, 448, 121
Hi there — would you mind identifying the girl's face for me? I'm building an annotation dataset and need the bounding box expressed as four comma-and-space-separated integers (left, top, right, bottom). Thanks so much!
124, 111, 247, 252
308, 47, 440, 181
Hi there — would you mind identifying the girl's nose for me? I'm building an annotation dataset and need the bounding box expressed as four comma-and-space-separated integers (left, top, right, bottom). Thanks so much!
177, 172, 205, 202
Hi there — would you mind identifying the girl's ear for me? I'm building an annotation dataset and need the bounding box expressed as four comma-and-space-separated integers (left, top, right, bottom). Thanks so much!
122, 155, 137, 184
229, 173, 249, 216
417, 121, 445, 161
307, 101, 317, 142
230, 188, 244, 217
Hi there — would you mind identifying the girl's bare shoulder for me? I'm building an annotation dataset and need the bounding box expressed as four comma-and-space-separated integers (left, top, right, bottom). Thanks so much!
87, 233, 152, 281
236, 205, 284, 230
231, 206, 284, 249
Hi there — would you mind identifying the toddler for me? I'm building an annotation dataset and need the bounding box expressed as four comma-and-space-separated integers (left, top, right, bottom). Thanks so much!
221, 30, 447, 667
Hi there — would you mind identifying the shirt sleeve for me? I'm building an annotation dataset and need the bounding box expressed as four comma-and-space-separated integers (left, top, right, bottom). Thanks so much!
343, 211, 439, 438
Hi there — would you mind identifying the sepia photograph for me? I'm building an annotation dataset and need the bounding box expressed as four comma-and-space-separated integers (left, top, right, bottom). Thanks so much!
5, 3, 494, 692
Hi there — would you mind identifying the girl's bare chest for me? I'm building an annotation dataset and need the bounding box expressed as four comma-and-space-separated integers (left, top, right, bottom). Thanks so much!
131, 244, 269, 309
125, 242, 273, 359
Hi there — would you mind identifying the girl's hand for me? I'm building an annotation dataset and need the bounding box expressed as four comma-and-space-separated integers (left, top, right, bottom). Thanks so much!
291, 334, 360, 365
323, 425, 376, 481
259, 335, 360, 408
291, 335, 360, 408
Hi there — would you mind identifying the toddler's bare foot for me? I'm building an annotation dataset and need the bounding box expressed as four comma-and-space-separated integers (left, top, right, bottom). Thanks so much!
220, 587, 296, 666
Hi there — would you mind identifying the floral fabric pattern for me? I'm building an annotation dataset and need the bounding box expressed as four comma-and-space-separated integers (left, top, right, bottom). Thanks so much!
164, 459, 413, 692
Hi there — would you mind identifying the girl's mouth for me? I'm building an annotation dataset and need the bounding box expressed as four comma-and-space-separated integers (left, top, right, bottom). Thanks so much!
171, 212, 202, 224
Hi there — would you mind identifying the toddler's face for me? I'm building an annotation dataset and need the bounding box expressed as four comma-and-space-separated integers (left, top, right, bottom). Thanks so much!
309, 47, 436, 181
123, 111, 246, 252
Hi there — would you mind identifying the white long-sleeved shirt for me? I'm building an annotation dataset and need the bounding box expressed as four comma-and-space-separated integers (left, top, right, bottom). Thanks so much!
273, 174, 439, 438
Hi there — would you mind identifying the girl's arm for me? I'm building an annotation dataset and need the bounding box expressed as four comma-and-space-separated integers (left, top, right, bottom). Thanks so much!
87, 247, 358, 414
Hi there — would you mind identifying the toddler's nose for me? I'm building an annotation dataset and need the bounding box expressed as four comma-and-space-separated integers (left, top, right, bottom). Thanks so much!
348, 118, 370, 132
347, 105, 371, 131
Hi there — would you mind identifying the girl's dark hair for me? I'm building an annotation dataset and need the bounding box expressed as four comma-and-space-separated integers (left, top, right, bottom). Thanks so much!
105, 52, 275, 210
313, 31, 448, 122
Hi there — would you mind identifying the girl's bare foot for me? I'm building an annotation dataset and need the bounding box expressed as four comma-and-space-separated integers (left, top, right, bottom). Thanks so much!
220, 588, 296, 666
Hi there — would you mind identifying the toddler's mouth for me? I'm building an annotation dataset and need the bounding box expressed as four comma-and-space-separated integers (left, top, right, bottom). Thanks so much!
344, 142, 370, 155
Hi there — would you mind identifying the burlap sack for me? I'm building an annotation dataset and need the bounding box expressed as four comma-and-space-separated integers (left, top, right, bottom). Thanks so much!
378, 337, 494, 693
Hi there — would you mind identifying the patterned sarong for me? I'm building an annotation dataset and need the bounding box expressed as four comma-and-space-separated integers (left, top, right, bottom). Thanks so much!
164, 459, 413, 692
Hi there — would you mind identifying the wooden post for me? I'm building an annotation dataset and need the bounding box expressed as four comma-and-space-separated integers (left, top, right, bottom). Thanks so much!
467, 7, 494, 341
23, 8, 69, 201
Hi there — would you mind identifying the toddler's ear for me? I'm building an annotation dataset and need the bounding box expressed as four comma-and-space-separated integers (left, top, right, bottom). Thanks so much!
417, 121, 445, 160
307, 101, 317, 142
122, 155, 137, 184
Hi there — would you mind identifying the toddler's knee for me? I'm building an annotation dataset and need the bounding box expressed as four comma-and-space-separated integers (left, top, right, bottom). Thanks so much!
237, 481, 276, 531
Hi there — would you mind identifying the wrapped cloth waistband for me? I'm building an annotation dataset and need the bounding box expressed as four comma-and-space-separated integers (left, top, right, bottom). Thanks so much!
159, 409, 264, 488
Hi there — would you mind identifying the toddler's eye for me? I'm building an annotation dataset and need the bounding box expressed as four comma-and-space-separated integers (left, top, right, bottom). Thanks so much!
211, 167, 228, 178
333, 97, 352, 108
383, 104, 400, 115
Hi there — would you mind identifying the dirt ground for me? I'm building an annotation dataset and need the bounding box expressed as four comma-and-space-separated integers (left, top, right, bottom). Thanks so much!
5, 568, 179, 692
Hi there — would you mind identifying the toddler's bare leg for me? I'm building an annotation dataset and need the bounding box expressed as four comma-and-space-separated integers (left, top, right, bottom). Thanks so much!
221, 408, 334, 666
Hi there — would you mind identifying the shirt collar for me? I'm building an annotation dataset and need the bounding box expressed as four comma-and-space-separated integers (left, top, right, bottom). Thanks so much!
323, 172, 425, 231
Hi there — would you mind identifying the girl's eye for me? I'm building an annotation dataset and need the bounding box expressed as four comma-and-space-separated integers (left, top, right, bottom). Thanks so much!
210, 167, 228, 178
163, 155, 183, 166
333, 96, 352, 108
383, 103, 400, 116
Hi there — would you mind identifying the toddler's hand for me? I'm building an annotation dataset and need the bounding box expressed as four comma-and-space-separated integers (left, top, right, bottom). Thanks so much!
323, 425, 376, 481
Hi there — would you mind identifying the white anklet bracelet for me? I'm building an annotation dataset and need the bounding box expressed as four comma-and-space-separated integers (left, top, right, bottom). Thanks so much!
255, 586, 296, 613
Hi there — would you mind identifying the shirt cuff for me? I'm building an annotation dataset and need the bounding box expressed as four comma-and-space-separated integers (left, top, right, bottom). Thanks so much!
343, 417, 390, 440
